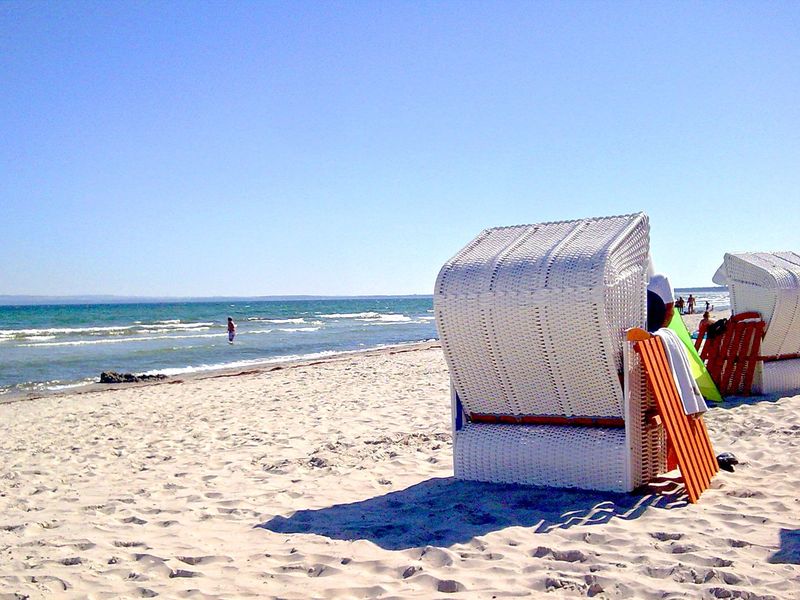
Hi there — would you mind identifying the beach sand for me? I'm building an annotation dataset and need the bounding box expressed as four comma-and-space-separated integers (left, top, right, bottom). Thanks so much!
2, 327, 799, 599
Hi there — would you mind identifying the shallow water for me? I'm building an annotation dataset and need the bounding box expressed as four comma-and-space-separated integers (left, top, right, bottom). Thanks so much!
0, 297, 436, 395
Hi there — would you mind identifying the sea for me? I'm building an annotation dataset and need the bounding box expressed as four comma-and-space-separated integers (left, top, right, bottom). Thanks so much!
0, 288, 729, 398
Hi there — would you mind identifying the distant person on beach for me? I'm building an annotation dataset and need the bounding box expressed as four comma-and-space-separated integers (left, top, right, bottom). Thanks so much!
676, 296, 685, 315
647, 274, 675, 332
227, 317, 236, 343
705, 300, 710, 312
687, 294, 696, 314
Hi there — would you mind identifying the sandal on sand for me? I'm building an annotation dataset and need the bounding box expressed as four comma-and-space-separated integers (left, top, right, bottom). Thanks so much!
717, 452, 739, 472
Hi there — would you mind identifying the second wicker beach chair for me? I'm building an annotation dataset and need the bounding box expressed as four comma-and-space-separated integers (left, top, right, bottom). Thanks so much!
712, 252, 800, 394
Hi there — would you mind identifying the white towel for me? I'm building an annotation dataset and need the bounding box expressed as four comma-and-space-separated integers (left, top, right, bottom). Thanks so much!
654, 328, 708, 416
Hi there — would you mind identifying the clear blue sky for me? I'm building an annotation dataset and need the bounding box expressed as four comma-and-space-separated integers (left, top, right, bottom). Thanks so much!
1, 1, 798, 296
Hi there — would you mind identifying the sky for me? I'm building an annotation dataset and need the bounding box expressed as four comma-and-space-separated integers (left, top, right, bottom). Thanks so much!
1, 1, 798, 297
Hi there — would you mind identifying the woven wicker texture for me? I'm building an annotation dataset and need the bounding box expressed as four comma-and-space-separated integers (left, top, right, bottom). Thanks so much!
454, 422, 630, 491
754, 359, 800, 394
435, 213, 650, 419
715, 252, 800, 357
623, 338, 666, 489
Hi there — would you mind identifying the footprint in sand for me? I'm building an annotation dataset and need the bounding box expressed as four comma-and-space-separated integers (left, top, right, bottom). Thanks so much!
113, 540, 148, 548
70, 541, 95, 551
413, 546, 455, 567
27, 575, 69, 592
401, 565, 422, 578
530, 546, 589, 563
650, 531, 684, 542
436, 579, 464, 593
156, 520, 178, 528
643, 565, 675, 579
169, 569, 199, 578
667, 543, 699, 554
176, 555, 233, 566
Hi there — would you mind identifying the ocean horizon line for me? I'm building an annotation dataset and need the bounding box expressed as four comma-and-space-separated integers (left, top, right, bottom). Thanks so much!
0, 293, 435, 307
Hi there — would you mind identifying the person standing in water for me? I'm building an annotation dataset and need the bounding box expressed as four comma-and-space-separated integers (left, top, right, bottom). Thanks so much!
687, 294, 696, 314
227, 317, 236, 344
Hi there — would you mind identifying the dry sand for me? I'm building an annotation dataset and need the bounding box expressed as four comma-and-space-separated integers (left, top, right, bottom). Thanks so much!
1, 331, 799, 599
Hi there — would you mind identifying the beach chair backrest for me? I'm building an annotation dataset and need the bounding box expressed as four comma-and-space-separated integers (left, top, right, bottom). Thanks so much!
714, 252, 800, 357
697, 312, 765, 396
435, 213, 649, 419
628, 328, 718, 503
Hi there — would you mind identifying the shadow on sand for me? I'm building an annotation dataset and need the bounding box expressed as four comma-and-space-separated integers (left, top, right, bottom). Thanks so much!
768, 529, 800, 565
257, 476, 688, 550
716, 393, 788, 410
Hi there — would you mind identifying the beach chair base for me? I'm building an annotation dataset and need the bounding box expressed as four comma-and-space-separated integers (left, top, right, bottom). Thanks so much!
754, 359, 800, 395
454, 422, 632, 492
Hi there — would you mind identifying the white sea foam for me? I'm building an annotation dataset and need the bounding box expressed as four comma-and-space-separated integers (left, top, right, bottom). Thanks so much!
247, 318, 306, 324
0, 325, 135, 337
367, 314, 411, 322
139, 322, 215, 330
317, 312, 411, 323
18, 333, 222, 347
278, 327, 320, 333
47, 380, 95, 391
0, 321, 216, 339
139, 342, 429, 378
318, 312, 382, 319
141, 352, 343, 377
137, 326, 212, 334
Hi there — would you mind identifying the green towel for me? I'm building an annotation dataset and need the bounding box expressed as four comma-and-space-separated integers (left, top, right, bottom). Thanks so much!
667, 310, 723, 402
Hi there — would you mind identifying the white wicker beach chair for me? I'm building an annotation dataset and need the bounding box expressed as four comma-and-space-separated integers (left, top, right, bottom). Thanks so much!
712, 252, 800, 394
434, 213, 666, 492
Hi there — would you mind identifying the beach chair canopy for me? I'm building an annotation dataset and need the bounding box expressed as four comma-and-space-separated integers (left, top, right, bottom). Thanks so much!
435, 212, 650, 421
713, 252, 800, 358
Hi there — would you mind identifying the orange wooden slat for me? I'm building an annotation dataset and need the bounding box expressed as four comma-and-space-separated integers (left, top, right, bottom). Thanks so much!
651, 337, 713, 487
695, 322, 707, 351
695, 419, 720, 474
717, 323, 736, 394
691, 418, 718, 477
701, 313, 766, 396
718, 322, 742, 394
643, 340, 707, 493
634, 335, 718, 503
742, 322, 764, 395
687, 415, 715, 484
644, 340, 706, 501
638, 339, 703, 501
731, 325, 756, 393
